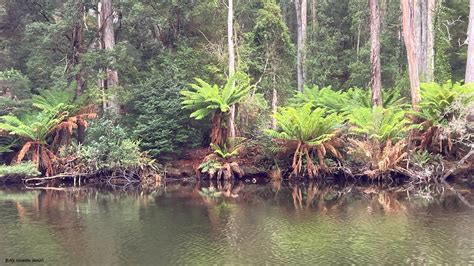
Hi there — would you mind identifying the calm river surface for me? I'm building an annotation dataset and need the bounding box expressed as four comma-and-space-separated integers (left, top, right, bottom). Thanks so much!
0, 181, 473, 265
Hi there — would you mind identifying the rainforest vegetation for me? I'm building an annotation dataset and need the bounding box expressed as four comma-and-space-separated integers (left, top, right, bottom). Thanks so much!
0, 0, 473, 186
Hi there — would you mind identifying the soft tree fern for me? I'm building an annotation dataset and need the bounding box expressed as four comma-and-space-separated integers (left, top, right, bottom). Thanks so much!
266, 104, 344, 178
0, 109, 66, 176
181, 72, 252, 146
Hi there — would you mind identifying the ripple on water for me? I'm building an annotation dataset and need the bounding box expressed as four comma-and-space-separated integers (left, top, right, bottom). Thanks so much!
0, 185, 473, 265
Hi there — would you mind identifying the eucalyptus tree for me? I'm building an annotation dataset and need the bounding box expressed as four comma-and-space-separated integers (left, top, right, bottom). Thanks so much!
369, 0, 382, 106
400, 0, 421, 110
466, 0, 474, 83
294, 0, 307, 92
98, 0, 120, 114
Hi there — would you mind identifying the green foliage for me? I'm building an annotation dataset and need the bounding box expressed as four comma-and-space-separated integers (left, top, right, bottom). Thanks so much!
80, 118, 149, 171
0, 108, 66, 144
0, 69, 32, 99
266, 104, 343, 145
198, 186, 222, 198
237, 93, 270, 137
0, 162, 40, 177
291, 86, 407, 114
347, 107, 411, 142
0, 135, 17, 155
126, 48, 209, 157
32, 89, 76, 112
181, 72, 253, 119
240, 0, 295, 102
417, 81, 474, 125
210, 138, 244, 160
0, 98, 32, 116
198, 160, 223, 178
433, 5, 452, 83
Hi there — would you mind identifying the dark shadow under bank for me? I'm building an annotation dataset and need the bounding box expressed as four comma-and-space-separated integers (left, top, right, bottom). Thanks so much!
0, 166, 473, 189
1, 177, 473, 211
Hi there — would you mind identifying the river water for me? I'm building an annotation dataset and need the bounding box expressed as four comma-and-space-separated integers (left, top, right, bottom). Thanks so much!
0, 181, 473, 265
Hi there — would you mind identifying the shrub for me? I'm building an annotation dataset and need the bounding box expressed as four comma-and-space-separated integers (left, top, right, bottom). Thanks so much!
78, 118, 150, 171
0, 69, 32, 99
0, 98, 32, 116
347, 107, 411, 142
127, 66, 204, 157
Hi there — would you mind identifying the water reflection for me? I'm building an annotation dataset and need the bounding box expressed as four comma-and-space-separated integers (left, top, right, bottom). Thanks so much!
0, 182, 473, 264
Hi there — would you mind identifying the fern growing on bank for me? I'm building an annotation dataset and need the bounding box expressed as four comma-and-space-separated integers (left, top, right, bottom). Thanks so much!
415, 81, 474, 153
347, 107, 411, 142
0, 162, 40, 177
346, 107, 411, 177
417, 81, 474, 125
199, 137, 245, 180
266, 104, 344, 178
0, 89, 96, 176
181, 72, 252, 146
291, 85, 407, 114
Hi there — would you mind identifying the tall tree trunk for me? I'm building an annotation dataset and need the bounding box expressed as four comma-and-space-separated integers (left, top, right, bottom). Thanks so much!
466, 0, 474, 83
301, 0, 307, 88
295, 0, 307, 92
413, 0, 423, 79
370, 0, 383, 107
72, 0, 85, 99
426, 0, 435, 82
99, 0, 120, 115
281, 0, 288, 25
413, 0, 435, 82
311, 0, 317, 37
272, 74, 278, 130
228, 0, 236, 139
401, 0, 421, 110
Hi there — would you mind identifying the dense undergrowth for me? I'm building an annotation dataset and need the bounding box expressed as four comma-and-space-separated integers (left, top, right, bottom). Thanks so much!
0, 76, 473, 185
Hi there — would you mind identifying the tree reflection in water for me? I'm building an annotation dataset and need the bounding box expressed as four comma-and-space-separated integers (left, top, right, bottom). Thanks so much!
0, 180, 472, 264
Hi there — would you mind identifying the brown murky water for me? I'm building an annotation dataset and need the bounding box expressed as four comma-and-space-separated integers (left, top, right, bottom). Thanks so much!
0, 181, 473, 265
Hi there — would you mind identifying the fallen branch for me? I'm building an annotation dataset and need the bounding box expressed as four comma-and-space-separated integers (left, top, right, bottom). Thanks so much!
442, 181, 474, 208
441, 148, 474, 182
24, 173, 92, 182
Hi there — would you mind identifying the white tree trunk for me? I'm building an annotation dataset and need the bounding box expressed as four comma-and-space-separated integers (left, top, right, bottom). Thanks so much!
302, 0, 307, 85
99, 0, 120, 115
295, 0, 307, 92
228, 0, 236, 138
272, 74, 278, 130
370, 0, 382, 106
466, 0, 474, 83
426, 0, 435, 81
401, 0, 421, 109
